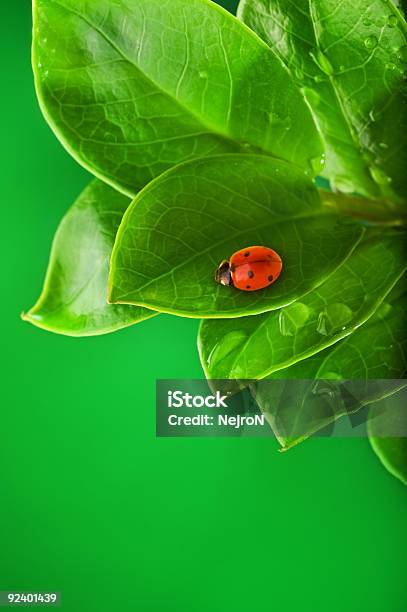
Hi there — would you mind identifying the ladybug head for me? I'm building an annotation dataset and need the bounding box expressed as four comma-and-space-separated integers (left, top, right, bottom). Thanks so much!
215, 260, 233, 287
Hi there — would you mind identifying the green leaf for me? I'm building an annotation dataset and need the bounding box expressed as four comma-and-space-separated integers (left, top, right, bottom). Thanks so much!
23, 180, 156, 336
238, 0, 407, 202
109, 155, 363, 318
369, 396, 407, 486
199, 232, 406, 379
392, 0, 407, 17
32, 0, 323, 196
370, 436, 407, 486
253, 283, 406, 448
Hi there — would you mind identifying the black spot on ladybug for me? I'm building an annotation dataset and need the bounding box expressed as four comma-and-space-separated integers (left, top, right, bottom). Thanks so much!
244, 251, 250, 257
246, 285, 251, 289
268, 275, 274, 282
248, 270, 254, 279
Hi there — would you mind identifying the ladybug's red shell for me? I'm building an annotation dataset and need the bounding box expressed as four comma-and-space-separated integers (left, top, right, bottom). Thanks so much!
229, 246, 282, 292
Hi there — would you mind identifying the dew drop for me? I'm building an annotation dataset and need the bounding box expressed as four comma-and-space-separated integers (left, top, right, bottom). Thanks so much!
310, 154, 326, 174
321, 371, 342, 380
375, 302, 393, 319
311, 380, 339, 399
199, 70, 208, 79
364, 35, 378, 49
369, 164, 392, 186
207, 331, 248, 368
363, 18, 371, 26
278, 303, 310, 337
388, 14, 398, 27
397, 46, 407, 63
316, 303, 353, 336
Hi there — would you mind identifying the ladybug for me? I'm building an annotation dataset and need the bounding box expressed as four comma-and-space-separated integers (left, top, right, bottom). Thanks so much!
215, 246, 282, 292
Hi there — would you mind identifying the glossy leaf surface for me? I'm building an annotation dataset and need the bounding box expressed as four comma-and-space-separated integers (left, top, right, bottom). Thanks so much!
23, 180, 156, 336
253, 284, 407, 448
109, 155, 363, 318
33, 0, 322, 196
199, 233, 406, 379
238, 0, 407, 201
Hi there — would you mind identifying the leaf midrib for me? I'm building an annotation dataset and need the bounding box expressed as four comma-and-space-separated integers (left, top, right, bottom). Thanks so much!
111, 208, 333, 302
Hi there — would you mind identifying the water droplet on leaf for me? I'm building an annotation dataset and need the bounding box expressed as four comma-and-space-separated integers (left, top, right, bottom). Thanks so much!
321, 372, 342, 380
375, 302, 393, 319
207, 331, 248, 368
311, 380, 339, 399
364, 35, 378, 49
369, 109, 377, 122
397, 46, 407, 63
310, 154, 326, 174
316, 303, 353, 336
278, 303, 310, 337
388, 14, 398, 27
369, 164, 392, 185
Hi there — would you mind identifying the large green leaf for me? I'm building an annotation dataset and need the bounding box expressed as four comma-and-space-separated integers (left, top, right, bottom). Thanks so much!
238, 0, 407, 201
109, 155, 363, 318
369, 397, 407, 486
23, 180, 156, 336
32, 0, 323, 196
199, 232, 406, 378
252, 283, 407, 448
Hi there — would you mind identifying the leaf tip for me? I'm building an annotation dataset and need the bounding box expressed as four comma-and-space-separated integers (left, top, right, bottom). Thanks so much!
107, 287, 117, 305
21, 309, 32, 323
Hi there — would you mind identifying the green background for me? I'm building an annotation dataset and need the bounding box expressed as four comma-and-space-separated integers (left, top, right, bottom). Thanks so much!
2, 1, 406, 610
